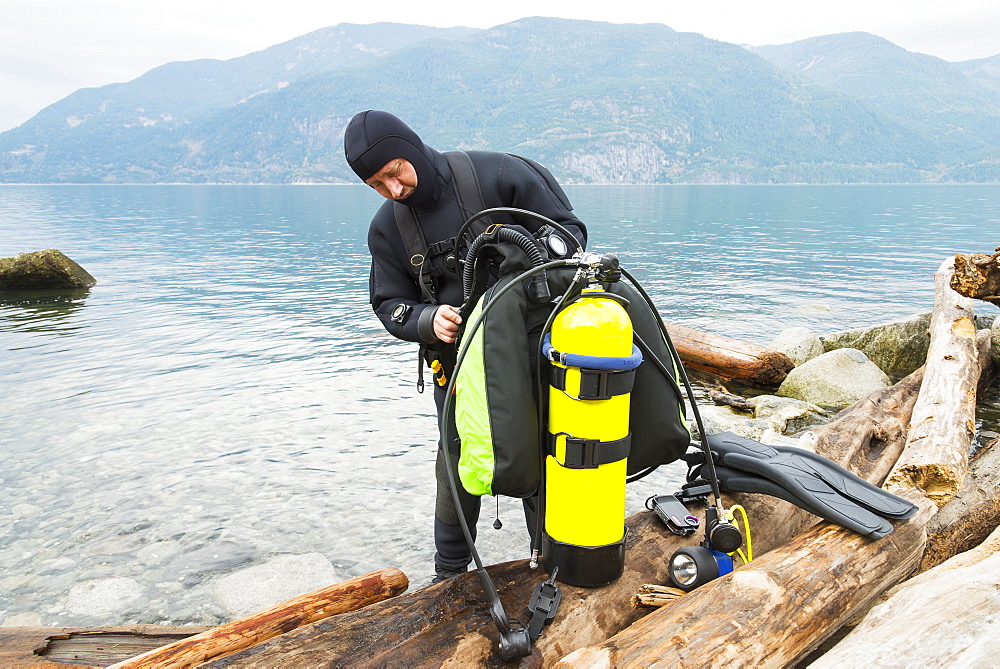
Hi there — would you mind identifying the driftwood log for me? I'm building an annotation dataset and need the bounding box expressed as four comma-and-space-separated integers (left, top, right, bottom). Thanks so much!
0, 625, 210, 668
208, 512, 693, 667
209, 371, 927, 667
112, 568, 407, 668
557, 492, 935, 668
811, 523, 1000, 667
886, 257, 979, 505
664, 322, 794, 385
951, 247, 1000, 306
919, 437, 1000, 572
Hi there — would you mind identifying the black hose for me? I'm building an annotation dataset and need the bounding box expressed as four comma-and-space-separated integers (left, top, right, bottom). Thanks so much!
455, 207, 583, 262
619, 267, 725, 507
531, 269, 587, 562
462, 225, 546, 299
439, 258, 574, 648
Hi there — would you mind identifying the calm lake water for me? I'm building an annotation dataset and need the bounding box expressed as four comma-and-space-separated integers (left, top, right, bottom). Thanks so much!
1, 184, 998, 627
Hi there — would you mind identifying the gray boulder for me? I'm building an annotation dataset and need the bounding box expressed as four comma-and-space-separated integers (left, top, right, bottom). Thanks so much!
696, 404, 773, 442
768, 327, 824, 366
778, 348, 890, 409
821, 313, 931, 377
749, 395, 829, 435
992, 316, 1000, 367
0, 249, 96, 290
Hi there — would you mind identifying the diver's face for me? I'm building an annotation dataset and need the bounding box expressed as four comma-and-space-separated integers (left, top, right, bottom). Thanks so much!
365, 158, 418, 200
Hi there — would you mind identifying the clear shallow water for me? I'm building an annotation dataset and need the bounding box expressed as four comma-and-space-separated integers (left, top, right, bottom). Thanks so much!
1, 184, 998, 627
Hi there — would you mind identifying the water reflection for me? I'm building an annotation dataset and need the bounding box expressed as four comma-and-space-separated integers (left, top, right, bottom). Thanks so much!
0, 288, 91, 335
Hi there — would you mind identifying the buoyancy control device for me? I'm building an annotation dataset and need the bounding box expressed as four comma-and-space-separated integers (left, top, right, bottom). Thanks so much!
438, 207, 706, 659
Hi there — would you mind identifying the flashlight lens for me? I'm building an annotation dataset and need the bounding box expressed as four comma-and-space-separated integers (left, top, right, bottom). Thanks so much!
671, 553, 699, 586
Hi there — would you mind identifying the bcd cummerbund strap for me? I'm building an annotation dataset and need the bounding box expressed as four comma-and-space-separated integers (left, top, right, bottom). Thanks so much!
550, 366, 636, 400
548, 432, 632, 469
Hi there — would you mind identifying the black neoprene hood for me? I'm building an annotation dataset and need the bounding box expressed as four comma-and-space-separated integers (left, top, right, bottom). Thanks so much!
343, 110, 441, 207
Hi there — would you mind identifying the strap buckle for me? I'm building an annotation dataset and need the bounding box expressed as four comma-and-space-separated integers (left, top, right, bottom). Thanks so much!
527, 567, 562, 641
563, 436, 599, 469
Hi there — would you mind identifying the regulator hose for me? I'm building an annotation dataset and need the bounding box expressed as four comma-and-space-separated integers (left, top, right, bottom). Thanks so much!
462, 225, 546, 299
440, 255, 575, 661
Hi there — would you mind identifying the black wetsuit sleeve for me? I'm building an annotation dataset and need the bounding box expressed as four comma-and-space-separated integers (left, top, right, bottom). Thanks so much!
498, 155, 587, 251
368, 217, 438, 344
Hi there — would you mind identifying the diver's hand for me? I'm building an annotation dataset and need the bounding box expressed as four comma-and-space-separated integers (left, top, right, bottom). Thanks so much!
433, 305, 462, 344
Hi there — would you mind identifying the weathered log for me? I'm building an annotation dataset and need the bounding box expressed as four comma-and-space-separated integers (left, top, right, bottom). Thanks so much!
112, 568, 407, 668
210, 375, 930, 667
810, 523, 1000, 667
0, 249, 96, 290
665, 322, 794, 385
886, 257, 979, 506
951, 247, 1000, 306
557, 492, 935, 668
736, 366, 924, 554
919, 436, 1000, 572
207, 512, 697, 667
0, 625, 210, 667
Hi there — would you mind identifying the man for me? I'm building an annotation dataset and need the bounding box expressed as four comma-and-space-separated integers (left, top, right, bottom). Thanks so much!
343, 110, 586, 582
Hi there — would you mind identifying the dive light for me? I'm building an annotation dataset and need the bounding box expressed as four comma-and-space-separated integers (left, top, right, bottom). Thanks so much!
668, 544, 734, 591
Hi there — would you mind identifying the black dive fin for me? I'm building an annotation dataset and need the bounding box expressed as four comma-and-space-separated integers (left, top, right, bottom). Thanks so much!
700, 432, 917, 538
710, 465, 894, 539
773, 445, 917, 519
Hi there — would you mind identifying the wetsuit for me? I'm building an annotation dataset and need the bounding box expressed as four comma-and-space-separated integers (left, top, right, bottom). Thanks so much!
346, 111, 587, 574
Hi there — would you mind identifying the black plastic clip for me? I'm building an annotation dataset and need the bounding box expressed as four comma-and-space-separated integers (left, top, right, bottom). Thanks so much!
527, 566, 562, 641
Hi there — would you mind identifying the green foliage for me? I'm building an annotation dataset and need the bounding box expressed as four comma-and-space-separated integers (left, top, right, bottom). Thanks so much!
1, 19, 997, 184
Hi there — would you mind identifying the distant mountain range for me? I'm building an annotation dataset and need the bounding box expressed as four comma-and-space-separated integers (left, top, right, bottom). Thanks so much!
1, 18, 997, 184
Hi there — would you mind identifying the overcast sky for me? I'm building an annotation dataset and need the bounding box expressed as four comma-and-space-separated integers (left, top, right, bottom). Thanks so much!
1, 0, 998, 133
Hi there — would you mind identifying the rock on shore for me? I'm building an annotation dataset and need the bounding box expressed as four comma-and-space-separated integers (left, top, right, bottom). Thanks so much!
0, 249, 96, 290
778, 348, 890, 408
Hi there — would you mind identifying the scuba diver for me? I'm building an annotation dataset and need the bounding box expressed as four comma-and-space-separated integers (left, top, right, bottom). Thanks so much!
343, 110, 587, 583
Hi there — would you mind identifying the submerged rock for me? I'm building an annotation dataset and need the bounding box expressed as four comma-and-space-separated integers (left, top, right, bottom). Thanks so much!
66, 577, 143, 616
768, 327, 824, 366
0, 249, 96, 290
211, 552, 340, 618
821, 313, 930, 377
778, 348, 890, 409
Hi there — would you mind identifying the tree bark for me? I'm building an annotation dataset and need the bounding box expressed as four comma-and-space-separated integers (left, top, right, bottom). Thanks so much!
112, 568, 407, 668
950, 248, 1000, 306
557, 492, 935, 669
665, 322, 794, 386
886, 257, 979, 506
918, 436, 1000, 573
810, 523, 1000, 668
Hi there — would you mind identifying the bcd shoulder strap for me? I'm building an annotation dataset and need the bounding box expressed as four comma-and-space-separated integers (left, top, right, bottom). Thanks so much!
392, 151, 494, 304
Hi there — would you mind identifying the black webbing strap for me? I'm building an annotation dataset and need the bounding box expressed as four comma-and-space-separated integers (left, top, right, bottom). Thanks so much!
392, 202, 436, 304
550, 366, 636, 400
548, 433, 632, 469
391, 151, 492, 304
444, 151, 493, 230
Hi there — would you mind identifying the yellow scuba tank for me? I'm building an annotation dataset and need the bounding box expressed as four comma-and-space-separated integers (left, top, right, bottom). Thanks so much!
541, 285, 640, 586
